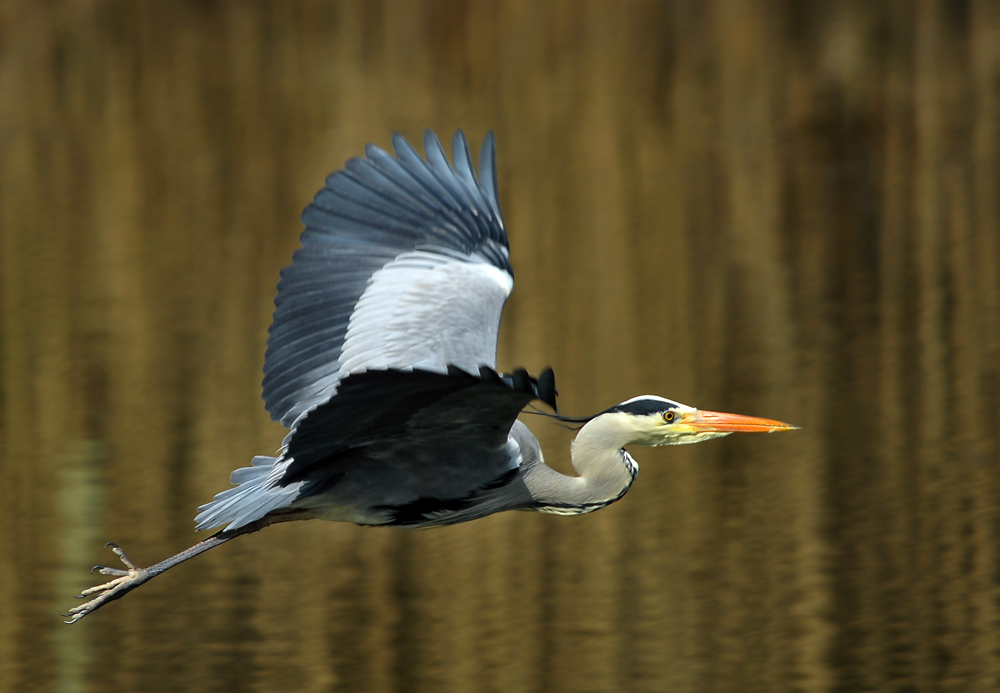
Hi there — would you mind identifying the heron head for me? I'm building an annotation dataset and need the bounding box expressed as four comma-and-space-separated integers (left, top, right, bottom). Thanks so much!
601, 396, 799, 447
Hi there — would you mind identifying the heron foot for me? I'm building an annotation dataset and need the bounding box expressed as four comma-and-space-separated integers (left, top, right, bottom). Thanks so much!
63, 542, 148, 624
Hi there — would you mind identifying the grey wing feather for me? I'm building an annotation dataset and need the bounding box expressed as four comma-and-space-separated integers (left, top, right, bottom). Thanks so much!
194, 455, 293, 531
263, 130, 510, 428
476, 131, 501, 222
197, 368, 552, 531
282, 368, 547, 525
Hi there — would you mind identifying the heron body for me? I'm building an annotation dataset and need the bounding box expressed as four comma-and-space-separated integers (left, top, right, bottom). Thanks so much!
65, 130, 796, 623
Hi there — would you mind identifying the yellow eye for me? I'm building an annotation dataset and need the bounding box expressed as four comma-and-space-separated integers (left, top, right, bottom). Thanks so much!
662, 411, 675, 423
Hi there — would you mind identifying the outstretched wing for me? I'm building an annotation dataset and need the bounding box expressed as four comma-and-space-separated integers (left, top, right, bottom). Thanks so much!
263, 130, 511, 428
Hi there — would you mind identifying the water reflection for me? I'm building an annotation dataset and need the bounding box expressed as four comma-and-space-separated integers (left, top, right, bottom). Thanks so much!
2, 2, 998, 691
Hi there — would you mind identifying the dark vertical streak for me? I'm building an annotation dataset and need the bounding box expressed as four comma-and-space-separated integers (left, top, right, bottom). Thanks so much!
390, 531, 419, 693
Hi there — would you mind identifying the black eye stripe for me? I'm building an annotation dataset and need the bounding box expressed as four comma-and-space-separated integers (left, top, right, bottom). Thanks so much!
606, 400, 677, 416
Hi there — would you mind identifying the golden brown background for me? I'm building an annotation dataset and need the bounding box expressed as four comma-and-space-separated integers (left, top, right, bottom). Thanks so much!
2, 1, 999, 691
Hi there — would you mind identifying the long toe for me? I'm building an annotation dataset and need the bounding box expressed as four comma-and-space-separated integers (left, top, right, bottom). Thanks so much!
106, 542, 137, 570
94, 566, 129, 577
65, 542, 146, 624
64, 571, 145, 623
76, 575, 131, 599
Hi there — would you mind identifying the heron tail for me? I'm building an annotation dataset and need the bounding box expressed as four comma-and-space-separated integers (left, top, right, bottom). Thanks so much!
194, 455, 303, 531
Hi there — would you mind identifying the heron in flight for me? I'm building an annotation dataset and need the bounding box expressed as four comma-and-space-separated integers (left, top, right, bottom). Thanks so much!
65, 130, 796, 623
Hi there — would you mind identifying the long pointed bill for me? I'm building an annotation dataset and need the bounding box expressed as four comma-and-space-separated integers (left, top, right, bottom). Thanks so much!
686, 410, 799, 433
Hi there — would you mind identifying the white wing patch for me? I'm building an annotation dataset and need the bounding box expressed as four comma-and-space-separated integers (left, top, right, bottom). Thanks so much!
338, 251, 513, 377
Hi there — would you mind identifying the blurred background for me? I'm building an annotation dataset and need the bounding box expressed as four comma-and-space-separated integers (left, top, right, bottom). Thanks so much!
2, 1, 999, 691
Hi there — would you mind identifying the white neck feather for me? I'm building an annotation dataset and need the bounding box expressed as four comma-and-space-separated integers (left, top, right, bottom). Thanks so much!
526, 413, 639, 514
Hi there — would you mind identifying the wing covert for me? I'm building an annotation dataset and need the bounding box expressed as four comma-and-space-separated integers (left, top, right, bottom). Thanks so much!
278, 367, 554, 499
194, 366, 556, 531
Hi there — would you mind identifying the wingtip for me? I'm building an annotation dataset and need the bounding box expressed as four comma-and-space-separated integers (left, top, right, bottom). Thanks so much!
364, 141, 390, 161
451, 130, 477, 186
391, 131, 419, 159
477, 131, 499, 202
422, 129, 446, 161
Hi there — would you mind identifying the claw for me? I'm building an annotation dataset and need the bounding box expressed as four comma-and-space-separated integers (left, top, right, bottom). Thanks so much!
65, 542, 147, 624
64, 519, 250, 624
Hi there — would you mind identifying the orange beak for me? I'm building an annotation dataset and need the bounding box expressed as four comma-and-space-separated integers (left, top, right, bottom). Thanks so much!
683, 410, 799, 433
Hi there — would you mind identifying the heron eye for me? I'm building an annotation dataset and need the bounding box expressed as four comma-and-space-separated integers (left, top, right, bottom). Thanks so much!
662, 411, 675, 423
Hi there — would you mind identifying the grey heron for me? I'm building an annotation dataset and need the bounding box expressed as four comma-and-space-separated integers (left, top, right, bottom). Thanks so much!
65, 130, 796, 623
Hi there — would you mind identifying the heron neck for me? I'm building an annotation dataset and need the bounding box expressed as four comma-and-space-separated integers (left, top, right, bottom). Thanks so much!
527, 415, 638, 513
